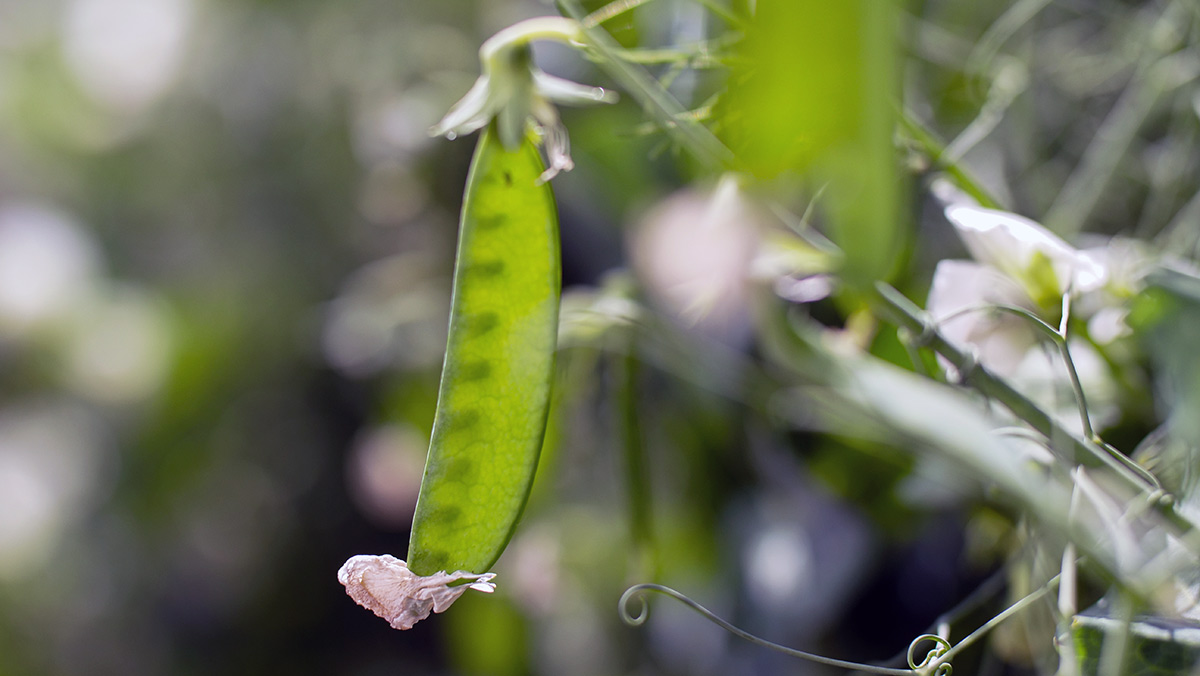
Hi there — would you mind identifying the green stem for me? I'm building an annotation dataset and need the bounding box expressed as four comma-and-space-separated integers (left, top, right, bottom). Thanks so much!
689, 0, 747, 28
896, 106, 1005, 210
937, 572, 1061, 666
582, 0, 658, 28
616, 335, 654, 568
560, 0, 735, 171
1044, 1, 1195, 237
870, 283, 1191, 533
620, 584, 915, 675
941, 301, 1164, 491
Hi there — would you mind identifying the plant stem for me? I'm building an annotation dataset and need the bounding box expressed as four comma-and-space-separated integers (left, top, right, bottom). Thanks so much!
937, 573, 1061, 666
583, 0, 657, 28
560, 0, 734, 171
870, 282, 1192, 533
896, 107, 1005, 210
621, 584, 915, 675
616, 335, 654, 570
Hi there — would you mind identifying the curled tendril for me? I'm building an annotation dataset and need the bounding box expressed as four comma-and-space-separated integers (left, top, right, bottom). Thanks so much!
907, 634, 953, 676
618, 585, 650, 626
619, 584, 914, 676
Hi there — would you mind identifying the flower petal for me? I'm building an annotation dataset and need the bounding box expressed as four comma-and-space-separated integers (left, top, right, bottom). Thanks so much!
429, 75, 496, 139
927, 259, 1035, 377
944, 205, 1105, 298
533, 70, 617, 106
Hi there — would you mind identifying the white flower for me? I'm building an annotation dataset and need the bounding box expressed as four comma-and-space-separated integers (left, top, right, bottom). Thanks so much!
429, 17, 617, 182
943, 205, 1105, 307
928, 199, 1138, 431
337, 554, 496, 630
927, 259, 1034, 378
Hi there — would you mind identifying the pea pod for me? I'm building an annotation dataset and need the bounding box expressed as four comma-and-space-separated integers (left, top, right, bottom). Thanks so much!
407, 125, 560, 577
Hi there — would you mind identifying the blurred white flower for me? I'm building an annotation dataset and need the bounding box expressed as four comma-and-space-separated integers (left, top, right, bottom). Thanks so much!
0, 204, 101, 339
501, 525, 560, 617
429, 17, 617, 182
0, 402, 108, 581
337, 554, 495, 630
321, 254, 448, 377
630, 175, 761, 342
1076, 237, 1154, 343
60, 284, 173, 404
63, 0, 192, 113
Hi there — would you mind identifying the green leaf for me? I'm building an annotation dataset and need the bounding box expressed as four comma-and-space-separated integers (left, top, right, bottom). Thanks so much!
717, 0, 903, 286
407, 126, 561, 576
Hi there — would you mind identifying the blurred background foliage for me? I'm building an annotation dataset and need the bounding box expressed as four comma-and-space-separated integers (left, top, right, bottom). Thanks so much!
3, 0, 1200, 675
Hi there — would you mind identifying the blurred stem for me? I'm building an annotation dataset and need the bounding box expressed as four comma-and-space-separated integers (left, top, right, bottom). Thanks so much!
1045, 1, 1197, 237
965, 0, 1053, 77
1136, 96, 1198, 238
897, 107, 1004, 209
1097, 593, 1134, 676
1156, 183, 1200, 258
968, 302, 1163, 490
560, 0, 735, 171
991, 303, 1095, 441
608, 37, 736, 66
942, 57, 1026, 163
767, 184, 843, 257
1057, 485, 1082, 676
583, 0, 657, 28
870, 283, 1191, 533
583, 0, 745, 31
690, 0, 747, 28
878, 570, 1006, 668
621, 584, 915, 675
1044, 62, 1160, 237
616, 331, 655, 575
936, 571, 1062, 667
897, 327, 935, 379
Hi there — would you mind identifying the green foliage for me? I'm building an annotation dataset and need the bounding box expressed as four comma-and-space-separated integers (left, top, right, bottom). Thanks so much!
10, 0, 1200, 674
719, 0, 903, 285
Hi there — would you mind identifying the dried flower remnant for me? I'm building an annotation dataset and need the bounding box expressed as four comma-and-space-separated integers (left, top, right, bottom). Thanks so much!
337, 554, 496, 630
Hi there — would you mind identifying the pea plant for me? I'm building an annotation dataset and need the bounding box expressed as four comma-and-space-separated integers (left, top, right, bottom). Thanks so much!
339, 2, 1200, 675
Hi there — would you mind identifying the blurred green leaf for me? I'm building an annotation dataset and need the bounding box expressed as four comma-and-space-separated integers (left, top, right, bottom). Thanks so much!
718, 0, 903, 286
445, 591, 530, 676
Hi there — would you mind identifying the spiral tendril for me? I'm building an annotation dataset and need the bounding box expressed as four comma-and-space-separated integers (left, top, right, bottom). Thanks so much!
907, 634, 953, 676
618, 583, 916, 675
618, 585, 649, 626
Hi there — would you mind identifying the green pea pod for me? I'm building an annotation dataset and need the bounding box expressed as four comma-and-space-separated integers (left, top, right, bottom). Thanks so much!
407, 125, 560, 577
